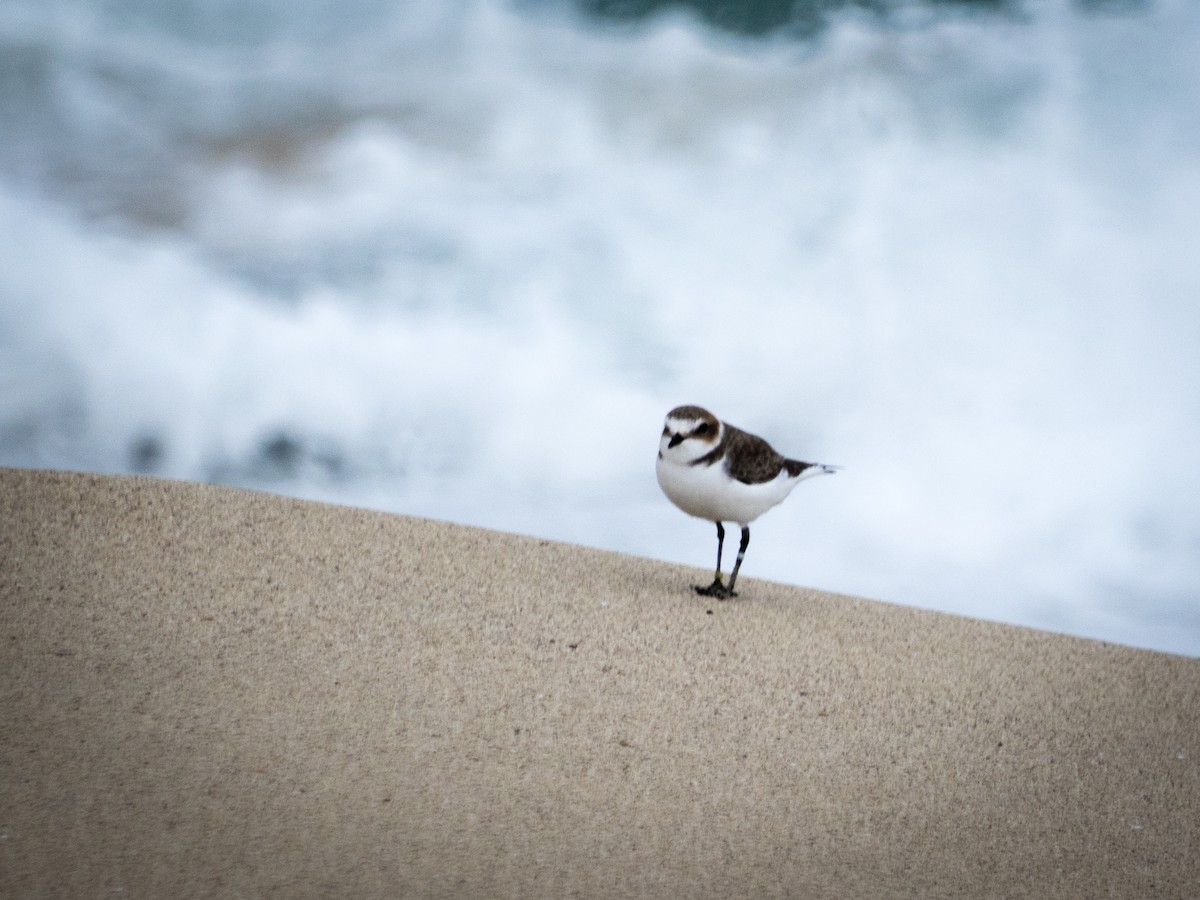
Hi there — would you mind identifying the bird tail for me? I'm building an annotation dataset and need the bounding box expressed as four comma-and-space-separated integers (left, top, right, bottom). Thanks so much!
785, 460, 842, 480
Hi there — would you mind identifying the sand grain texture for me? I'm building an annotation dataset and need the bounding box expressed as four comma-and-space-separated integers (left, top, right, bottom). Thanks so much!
2, 468, 1198, 898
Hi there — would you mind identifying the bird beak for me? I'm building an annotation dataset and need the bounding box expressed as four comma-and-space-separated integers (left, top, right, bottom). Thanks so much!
668, 433, 684, 448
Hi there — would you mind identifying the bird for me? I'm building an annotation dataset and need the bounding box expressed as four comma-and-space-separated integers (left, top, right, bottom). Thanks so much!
656, 405, 839, 599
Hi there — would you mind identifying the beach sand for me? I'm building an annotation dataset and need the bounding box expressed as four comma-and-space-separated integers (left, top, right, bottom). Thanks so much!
2, 467, 1198, 898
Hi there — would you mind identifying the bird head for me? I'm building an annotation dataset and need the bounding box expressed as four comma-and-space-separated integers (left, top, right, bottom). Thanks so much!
658, 405, 722, 463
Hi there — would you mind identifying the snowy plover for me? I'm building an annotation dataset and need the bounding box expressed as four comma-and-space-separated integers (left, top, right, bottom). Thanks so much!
656, 405, 839, 599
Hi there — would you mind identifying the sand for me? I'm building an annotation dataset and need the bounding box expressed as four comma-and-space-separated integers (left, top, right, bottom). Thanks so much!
2, 467, 1198, 898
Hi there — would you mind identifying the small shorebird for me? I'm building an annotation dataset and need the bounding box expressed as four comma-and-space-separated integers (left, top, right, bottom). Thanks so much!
656, 405, 839, 599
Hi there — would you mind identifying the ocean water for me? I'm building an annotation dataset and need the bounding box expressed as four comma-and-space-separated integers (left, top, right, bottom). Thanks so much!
2, 0, 1198, 655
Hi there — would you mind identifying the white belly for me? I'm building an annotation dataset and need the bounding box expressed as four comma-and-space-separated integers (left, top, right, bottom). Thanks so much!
656, 455, 797, 526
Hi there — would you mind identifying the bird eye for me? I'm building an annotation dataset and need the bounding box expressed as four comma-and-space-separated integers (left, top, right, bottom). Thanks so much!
695, 422, 709, 435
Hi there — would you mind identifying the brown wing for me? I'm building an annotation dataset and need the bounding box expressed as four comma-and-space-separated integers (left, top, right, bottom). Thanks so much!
722, 425, 791, 485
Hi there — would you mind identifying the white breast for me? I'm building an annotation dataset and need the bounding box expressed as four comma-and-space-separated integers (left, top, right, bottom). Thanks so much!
656, 454, 798, 526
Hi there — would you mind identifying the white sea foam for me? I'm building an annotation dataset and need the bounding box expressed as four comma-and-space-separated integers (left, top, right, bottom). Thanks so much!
2, 0, 1198, 654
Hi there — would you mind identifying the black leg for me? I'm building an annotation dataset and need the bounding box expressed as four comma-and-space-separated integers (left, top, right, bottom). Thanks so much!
695, 521, 737, 599
726, 526, 750, 595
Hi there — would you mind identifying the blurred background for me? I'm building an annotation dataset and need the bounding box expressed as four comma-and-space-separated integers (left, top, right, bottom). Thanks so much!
2, 0, 1198, 655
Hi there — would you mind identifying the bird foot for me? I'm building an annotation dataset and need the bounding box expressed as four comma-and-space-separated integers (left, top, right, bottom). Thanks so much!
695, 579, 737, 600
